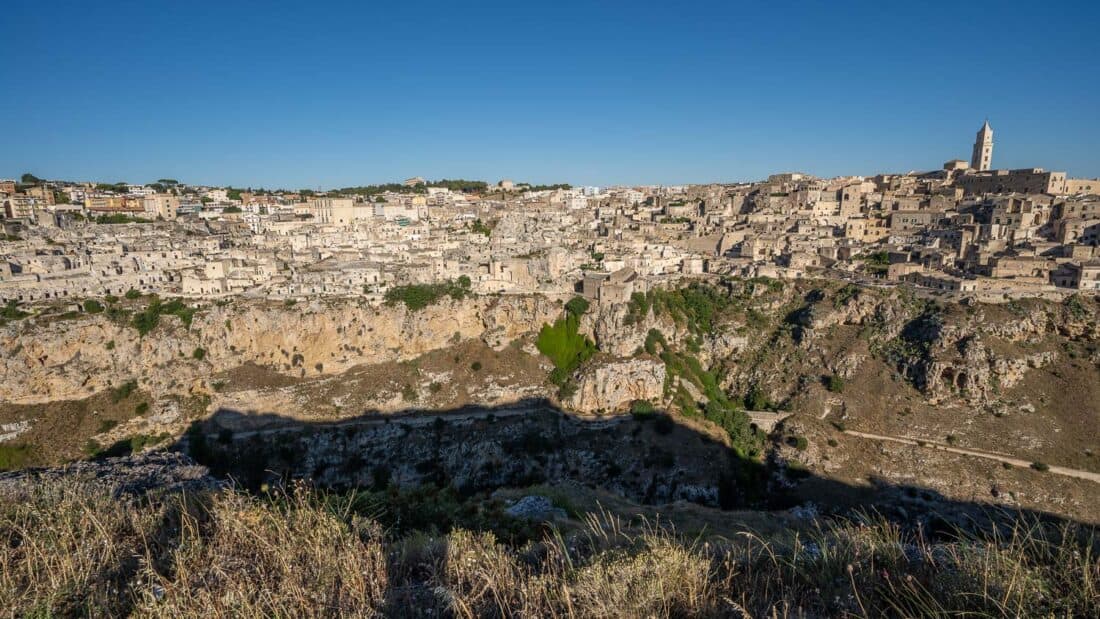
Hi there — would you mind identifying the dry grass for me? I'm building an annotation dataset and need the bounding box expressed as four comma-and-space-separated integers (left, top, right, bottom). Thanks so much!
1, 483, 1097, 617
0, 482, 387, 617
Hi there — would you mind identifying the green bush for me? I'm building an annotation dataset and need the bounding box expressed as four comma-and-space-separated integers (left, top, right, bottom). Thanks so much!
384, 278, 471, 311
131, 297, 196, 336
1030, 461, 1050, 472
564, 296, 590, 317
536, 313, 595, 374
83, 299, 104, 314
470, 361, 482, 372
826, 374, 844, 393
788, 435, 809, 451
630, 399, 657, 420
124, 289, 141, 300
744, 385, 772, 411
193, 347, 206, 360
1, 301, 29, 321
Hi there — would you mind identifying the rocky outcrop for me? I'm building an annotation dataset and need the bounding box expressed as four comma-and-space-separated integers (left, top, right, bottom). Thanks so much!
566, 357, 665, 413
190, 405, 741, 508
0, 295, 559, 404
0, 452, 215, 500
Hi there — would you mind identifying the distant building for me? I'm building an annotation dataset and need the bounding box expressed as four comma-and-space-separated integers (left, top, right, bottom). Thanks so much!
143, 194, 180, 221
971, 120, 994, 171
956, 168, 1067, 196
403, 177, 425, 187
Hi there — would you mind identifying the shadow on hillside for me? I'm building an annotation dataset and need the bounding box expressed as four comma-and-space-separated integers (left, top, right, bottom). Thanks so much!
165, 397, 1099, 538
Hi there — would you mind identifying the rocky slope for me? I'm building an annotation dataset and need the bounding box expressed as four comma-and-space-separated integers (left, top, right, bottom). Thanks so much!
0, 295, 560, 405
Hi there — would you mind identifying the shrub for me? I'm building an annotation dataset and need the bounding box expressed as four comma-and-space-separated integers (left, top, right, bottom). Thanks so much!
192, 347, 206, 360
630, 399, 657, 420
564, 296, 590, 317
124, 288, 141, 299
83, 299, 104, 314
788, 435, 808, 451
384, 279, 471, 311
109, 380, 137, 403
744, 385, 771, 411
536, 313, 595, 374
470, 361, 482, 372
826, 374, 844, 393
1030, 461, 1050, 472
131, 297, 196, 336
1, 301, 29, 321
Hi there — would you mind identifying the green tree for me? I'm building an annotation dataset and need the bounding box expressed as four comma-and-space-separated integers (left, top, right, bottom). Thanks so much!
20, 173, 41, 184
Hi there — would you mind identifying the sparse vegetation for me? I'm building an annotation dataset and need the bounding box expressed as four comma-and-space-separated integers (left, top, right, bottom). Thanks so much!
470, 218, 493, 237
1, 301, 29, 322
630, 399, 657, 420
192, 347, 206, 360
130, 296, 196, 336
384, 278, 472, 311
0, 444, 32, 470
109, 380, 137, 403
825, 374, 845, 393
94, 213, 152, 224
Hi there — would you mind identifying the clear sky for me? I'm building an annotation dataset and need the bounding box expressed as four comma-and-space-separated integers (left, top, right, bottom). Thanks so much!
2, 0, 1098, 188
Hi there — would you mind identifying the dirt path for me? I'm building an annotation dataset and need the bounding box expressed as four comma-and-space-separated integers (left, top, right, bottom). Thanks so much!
843, 429, 1100, 484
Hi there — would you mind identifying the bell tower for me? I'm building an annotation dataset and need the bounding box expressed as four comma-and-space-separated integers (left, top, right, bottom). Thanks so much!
971, 120, 993, 171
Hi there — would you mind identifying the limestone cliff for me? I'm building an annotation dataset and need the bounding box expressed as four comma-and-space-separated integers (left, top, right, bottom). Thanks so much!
566, 357, 665, 414
0, 295, 560, 405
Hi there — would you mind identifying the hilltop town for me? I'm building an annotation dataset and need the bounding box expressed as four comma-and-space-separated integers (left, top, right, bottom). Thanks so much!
2, 123, 1098, 310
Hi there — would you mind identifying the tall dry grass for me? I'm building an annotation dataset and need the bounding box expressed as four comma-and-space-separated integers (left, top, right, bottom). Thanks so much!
1, 483, 1097, 617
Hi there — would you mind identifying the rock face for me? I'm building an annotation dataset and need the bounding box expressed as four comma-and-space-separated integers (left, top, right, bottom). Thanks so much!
566, 357, 666, 414
0, 452, 215, 500
190, 404, 744, 509
0, 295, 560, 404
504, 495, 567, 521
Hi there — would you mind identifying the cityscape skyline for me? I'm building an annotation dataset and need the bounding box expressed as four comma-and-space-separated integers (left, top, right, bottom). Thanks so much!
3, 1, 1099, 188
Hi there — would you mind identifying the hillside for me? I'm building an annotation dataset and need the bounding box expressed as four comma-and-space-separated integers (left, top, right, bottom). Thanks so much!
1, 279, 1098, 615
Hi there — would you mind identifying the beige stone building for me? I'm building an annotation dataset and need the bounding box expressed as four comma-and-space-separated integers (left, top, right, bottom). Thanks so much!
971, 120, 994, 171
956, 168, 1067, 196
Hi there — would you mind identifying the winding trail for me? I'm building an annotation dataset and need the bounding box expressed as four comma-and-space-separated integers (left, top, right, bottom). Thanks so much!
843, 429, 1100, 484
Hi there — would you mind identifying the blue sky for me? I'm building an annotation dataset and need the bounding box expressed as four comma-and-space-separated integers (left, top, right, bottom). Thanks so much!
2, 0, 1098, 188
